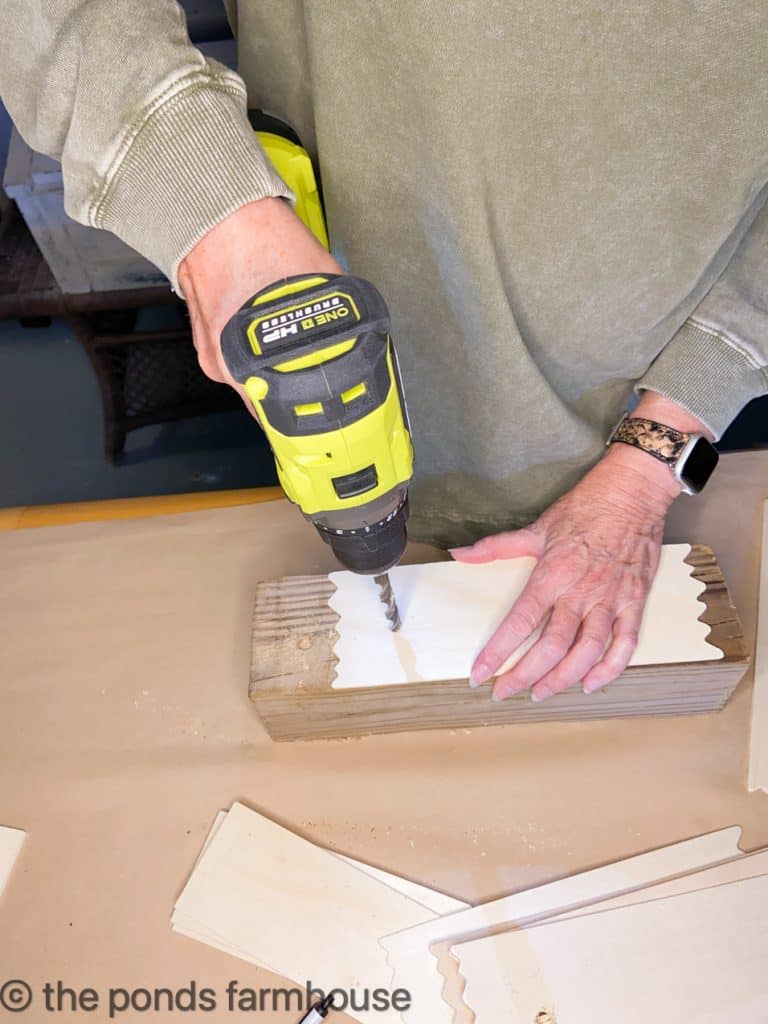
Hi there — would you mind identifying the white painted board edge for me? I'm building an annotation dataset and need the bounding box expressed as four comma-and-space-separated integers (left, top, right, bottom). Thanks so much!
748, 498, 768, 792
0, 826, 26, 900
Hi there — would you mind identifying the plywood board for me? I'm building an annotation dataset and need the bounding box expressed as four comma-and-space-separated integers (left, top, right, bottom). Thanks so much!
0, 826, 25, 900
250, 545, 748, 740
457, 849, 768, 1022
191, 808, 466, 915
748, 499, 768, 792
173, 808, 467, 945
457, 873, 768, 1023
379, 827, 743, 1024
329, 545, 720, 689
172, 802, 460, 1024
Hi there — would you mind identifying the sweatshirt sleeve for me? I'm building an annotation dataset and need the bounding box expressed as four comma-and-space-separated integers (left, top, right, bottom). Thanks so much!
0, 0, 292, 291
637, 192, 768, 440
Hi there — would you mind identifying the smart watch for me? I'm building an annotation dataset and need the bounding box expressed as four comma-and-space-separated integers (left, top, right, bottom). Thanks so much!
607, 413, 719, 495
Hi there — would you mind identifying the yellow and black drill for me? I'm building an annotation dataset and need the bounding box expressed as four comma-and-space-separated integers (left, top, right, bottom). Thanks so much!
220, 272, 414, 629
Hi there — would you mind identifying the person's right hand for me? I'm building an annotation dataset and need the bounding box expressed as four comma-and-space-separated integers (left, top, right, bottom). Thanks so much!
177, 197, 344, 411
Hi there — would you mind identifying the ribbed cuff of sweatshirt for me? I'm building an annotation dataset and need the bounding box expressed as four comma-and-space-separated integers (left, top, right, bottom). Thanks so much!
85, 66, 294, 293
636, 318, 768, 440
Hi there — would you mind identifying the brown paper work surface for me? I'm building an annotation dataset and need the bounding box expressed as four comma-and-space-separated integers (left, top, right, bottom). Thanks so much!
0, 452, 767, 1022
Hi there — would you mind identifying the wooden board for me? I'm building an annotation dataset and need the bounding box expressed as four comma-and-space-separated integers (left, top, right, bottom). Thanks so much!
456, 873, 768, 1023
748, 499, 768, 793
379, 827, 744, 1024
250, 545, 748, 741
171, 801, 445, 1024
0, 826, 25, 901
454, 850, 768, 1023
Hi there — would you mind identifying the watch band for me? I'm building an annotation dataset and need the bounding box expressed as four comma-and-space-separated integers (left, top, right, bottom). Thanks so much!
608, 414, 691, 466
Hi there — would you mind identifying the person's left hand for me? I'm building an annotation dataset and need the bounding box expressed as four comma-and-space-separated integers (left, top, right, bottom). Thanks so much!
451, 437, 684, 702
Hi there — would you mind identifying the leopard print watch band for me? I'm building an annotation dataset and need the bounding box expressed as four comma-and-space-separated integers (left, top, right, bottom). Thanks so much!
608, 414, 691, 466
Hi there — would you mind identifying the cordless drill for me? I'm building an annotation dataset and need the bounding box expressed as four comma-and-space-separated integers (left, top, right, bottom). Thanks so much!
220, 273, 414, 628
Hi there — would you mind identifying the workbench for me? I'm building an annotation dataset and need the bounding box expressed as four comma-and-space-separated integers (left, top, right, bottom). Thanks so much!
0, 452, 766, 1022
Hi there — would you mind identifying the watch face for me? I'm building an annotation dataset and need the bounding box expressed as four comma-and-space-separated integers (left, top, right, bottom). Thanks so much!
680, 438, 719, 493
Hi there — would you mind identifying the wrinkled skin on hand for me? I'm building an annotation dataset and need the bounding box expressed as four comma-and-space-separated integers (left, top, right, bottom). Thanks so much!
452, 443, 682, 701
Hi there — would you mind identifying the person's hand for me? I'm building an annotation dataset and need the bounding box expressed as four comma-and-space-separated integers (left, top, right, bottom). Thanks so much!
452, 395, 711, 701
178, 198, 344, 409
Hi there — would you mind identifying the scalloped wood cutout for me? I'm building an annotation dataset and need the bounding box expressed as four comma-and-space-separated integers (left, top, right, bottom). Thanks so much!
379, 827, 743, 1024
457, 871, 768, 1023
329, 545, 720, 689
457, 849, 768, 1023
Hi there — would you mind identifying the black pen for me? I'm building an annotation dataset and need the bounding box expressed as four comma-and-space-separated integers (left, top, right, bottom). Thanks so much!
298, 993, 335, 1023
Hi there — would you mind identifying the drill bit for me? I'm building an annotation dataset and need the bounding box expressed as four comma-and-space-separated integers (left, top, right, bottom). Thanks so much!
374, 573, 401, 631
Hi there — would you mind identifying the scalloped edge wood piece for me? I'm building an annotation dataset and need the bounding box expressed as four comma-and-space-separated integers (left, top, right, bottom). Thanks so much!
454, 849, 768, 1023
457, 868, 768, 1023
327, 546, 719, 690
380, 827, 743, 1024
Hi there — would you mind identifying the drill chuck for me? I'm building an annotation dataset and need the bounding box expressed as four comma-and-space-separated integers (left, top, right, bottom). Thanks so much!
313, 491, 409, 575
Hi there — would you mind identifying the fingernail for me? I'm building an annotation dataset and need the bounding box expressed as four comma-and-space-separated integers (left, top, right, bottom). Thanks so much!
470, 663, 492, 688
491, 688, 505, 702
449, 546, 472, 557
531, 687, 551, 703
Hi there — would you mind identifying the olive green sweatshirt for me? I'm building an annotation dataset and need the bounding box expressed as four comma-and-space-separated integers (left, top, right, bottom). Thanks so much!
2, 2, 767, 544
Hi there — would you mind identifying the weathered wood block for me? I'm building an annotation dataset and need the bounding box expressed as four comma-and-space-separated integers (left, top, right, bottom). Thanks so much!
250, 546, 748, 741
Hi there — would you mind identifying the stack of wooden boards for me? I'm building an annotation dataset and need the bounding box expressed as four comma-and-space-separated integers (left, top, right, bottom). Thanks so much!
173, 804, 766, 1022
172, 803, 468, 1024
250, 544, 749, 741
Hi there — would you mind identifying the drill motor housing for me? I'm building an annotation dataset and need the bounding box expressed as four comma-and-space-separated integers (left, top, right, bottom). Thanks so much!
220, 274, 414, 575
